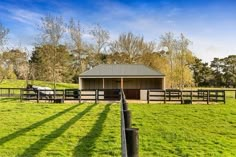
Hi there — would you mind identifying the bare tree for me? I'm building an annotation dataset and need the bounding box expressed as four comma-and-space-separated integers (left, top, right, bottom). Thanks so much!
110, 32, 155, 64
37, 14, 66, 89
68, 18, 88, 77
0, 22, 9, 83
176, 33, 193, 89
0, 23, 9, 48
89, 24, 109, 54
159, 32, 177, 88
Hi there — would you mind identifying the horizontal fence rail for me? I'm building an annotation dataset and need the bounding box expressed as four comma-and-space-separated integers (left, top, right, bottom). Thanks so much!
20, 88, 121, 103
0, 88, 22, 98
148, 89, 226, 104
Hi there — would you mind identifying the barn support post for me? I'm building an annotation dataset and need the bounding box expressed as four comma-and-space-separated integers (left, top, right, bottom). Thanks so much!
102, 78, 105, 89
121, 77, 124, 89
125, 128, 139, 157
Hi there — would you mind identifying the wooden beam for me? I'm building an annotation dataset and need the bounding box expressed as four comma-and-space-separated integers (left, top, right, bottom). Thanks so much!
121, 77, 124, 89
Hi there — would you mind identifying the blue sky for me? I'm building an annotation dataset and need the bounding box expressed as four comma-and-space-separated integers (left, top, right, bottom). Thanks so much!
0, 0, 236, 62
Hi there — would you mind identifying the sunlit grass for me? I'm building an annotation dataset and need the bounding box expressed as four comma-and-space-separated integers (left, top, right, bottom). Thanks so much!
0, 96, 235, 156
0, 100, 120, 156
0, 79, 79, 89
129, 98, 236, 156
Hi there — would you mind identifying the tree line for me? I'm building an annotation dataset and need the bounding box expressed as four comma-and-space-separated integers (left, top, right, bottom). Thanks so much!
0, 15, 235, 88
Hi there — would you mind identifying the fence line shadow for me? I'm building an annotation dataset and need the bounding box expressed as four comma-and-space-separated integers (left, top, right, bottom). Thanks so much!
0, 104, 80, 146
19, 103, 96, 157
73, 104, 111, 157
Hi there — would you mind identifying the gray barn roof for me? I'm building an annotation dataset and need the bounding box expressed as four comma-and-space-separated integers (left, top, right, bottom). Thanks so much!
80, 64, 164, 77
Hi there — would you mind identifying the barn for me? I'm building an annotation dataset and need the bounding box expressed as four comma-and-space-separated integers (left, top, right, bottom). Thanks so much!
79, 64, 165, 100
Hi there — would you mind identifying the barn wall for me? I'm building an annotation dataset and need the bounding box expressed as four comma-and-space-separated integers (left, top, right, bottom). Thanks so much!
82, 78, 103, 89
123, 78, 162, 89
81, 78, 164, 90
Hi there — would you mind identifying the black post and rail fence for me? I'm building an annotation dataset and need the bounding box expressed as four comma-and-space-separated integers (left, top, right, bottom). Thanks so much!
0, 88, 235, 105
147, 89, 226, 104
120, 89, 139, 157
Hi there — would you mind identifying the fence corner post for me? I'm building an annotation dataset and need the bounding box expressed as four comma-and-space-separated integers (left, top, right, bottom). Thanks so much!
147, 90, 150, 104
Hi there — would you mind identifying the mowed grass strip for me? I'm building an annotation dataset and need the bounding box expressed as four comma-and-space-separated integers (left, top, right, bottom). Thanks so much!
0, 99, 120, 157
129, 98, 236, 157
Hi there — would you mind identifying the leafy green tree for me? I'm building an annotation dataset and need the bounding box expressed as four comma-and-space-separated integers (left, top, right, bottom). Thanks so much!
30, 45, 72, 83
210, 57, 224, 87
37, 14, 66, 88
221, 55, 236, 87
190, 57, 213, 87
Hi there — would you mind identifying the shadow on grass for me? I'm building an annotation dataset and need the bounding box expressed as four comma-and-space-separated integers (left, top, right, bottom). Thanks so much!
0, 104, 80, 145
73, 104, 111, 157
19, 103, 96, 157
0, 98, 20, 103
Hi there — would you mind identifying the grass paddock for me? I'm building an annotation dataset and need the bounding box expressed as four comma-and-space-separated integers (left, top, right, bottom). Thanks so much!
0, 96, 235, 156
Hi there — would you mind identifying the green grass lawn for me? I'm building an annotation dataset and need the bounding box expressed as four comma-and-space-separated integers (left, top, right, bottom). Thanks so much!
0, 97, 236, 156
0, 99, 120, 156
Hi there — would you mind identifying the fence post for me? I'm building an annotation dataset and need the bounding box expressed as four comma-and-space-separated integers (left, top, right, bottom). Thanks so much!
224, 91, 226, 104
207, 90, 209, 104
180, 90, 183, 104
8, 88, 10, 97
164, 90, 166, 104
124, 110, 131, 128
95, 89, 98, 104
235, 90, 236, 99
147, 90, 150, 104
126, 128, 139, 157
20, 89, 23, 102
63, 89, 65, 101
190, 91, 193, 103
37, 90, 40, 103
79, 90, 81, 104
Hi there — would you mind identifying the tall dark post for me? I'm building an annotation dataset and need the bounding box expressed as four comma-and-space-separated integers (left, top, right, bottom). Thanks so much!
164, 90, 166, 104
126, 128, 139, 157
79, 90, 81, 104
207, 90, 209, 104
95, 89, 98, 104
37, 90, 40, 103
147, 90, 150, 104
123, 110, 131, 128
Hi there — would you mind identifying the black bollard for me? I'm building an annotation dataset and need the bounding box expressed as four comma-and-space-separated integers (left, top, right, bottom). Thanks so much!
125, 128, 139, 157
123, 110, 131, 128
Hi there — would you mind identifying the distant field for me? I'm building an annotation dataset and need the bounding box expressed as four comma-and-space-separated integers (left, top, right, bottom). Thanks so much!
0, 96, 236, 156
0, 79, 79, 89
